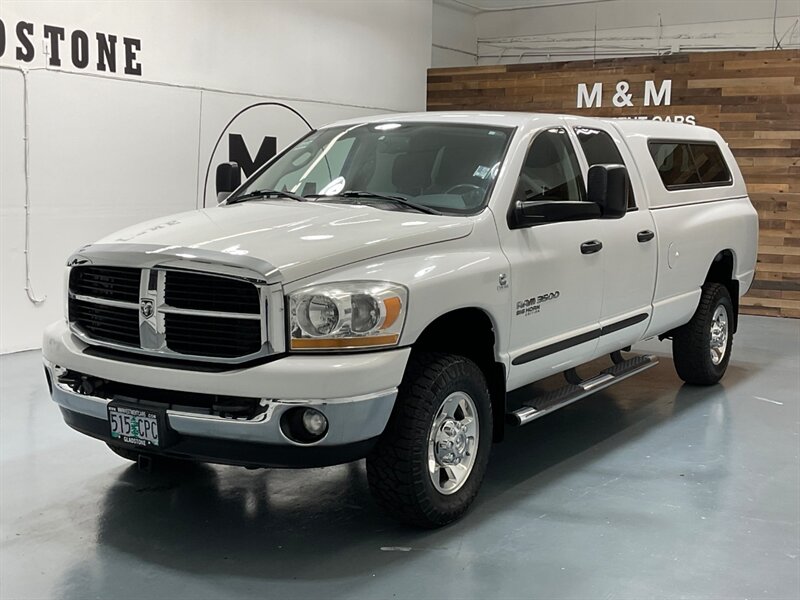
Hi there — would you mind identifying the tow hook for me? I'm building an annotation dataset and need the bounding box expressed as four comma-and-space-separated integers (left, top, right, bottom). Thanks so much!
137, 454, 153, 473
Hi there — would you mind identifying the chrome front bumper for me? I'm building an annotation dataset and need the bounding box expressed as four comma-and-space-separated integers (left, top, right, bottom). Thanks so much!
43, 321, 409, 467
46, 360, 396, 445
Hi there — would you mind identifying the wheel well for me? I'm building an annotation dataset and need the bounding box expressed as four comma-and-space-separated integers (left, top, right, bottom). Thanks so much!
413, 308, 506, 442
706, 249, 739, 332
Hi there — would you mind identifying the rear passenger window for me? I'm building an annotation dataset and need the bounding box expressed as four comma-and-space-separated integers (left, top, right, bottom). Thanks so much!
574, 127, 636, 209
649, 141, 731, 190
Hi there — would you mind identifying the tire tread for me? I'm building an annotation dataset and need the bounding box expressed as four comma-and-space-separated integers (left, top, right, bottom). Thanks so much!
673, 283, 733, 385
367, 352, 491, 528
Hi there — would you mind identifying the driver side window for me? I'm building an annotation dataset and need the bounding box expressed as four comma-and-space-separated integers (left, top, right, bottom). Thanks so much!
518, 128, 585, 202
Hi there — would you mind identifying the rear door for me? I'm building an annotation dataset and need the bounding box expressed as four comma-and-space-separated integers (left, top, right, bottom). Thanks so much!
569, 121, 657, 354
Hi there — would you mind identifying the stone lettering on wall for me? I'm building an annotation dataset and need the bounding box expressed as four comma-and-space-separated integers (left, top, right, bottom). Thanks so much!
0, 18, 142, 76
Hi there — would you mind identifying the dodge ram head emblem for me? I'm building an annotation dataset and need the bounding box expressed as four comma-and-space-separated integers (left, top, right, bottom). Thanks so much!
140, 298, 155, 319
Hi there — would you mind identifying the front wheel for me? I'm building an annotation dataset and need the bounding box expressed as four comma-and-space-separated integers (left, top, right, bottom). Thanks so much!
366, 352, 493, 528
672, 282, 734, 385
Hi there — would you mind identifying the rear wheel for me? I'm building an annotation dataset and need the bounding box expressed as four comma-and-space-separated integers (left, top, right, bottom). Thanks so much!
672, 282, 734, 385
366, 352, 492, 528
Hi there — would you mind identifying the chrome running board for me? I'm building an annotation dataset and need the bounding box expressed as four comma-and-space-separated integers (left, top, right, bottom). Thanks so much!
509, 354, 659, 426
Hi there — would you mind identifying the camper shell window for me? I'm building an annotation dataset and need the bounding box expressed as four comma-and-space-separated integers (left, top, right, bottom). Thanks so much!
648, 140, 732, 191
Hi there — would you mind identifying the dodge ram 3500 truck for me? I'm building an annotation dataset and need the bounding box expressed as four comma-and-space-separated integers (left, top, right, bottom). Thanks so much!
43, 112, 758, 527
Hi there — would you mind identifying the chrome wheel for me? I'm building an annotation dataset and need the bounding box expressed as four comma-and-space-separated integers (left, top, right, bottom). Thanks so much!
709, 305, 729, 365
427, 391, 479, 495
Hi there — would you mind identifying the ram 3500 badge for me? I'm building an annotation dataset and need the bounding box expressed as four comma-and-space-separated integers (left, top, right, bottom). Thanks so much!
44, 112, 758, 527
516, 291, 560, 316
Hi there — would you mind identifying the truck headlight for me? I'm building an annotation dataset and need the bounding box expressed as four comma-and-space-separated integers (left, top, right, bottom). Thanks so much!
288, 281, 407, 350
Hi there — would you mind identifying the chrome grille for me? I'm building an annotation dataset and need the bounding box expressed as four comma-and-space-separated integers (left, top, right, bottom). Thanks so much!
68, 297, 140, 346
69, 266, 140, 303
164, 270, 260, 314
164, 313, 262, 358
68, 265, 270, 362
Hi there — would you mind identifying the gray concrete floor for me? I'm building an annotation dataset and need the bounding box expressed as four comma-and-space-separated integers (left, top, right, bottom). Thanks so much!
1, 315, 799, 600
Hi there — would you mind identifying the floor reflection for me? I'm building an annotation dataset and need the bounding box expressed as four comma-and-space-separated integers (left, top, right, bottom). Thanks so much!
3, 319, 792, 599
74, 354, 742, 593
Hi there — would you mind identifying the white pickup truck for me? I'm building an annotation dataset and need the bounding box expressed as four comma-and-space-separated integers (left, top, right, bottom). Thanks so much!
43, 112, 758, 527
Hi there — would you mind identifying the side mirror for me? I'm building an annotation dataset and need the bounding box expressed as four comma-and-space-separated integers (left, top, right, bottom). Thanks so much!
587, 164, 628, 219
216, 162, 241, 203
509, 181, 601, 228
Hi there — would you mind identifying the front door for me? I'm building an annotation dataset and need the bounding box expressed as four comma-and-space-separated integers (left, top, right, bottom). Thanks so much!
498, 126, 605, 391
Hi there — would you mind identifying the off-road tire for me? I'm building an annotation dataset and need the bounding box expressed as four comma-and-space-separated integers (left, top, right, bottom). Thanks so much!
672, 282, 734, 385
366, 352, 493, 528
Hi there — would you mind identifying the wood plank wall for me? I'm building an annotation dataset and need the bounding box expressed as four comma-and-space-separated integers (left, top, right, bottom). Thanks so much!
428, 50, 800, 318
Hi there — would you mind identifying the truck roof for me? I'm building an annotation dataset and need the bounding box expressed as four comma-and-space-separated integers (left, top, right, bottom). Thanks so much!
327, 111, 722, 141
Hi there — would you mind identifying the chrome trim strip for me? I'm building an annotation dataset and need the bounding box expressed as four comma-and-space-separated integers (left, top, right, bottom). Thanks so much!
139, 267, 165, 351
69, 324, 271, 363
159, 306, 261, 320
69, 292, 138, 309
70, 294, 261, 320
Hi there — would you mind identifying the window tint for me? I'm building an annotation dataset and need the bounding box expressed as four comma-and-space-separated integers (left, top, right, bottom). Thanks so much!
649, 142, 700, 187
690, 143, 731, 184
518, 128, 584, 202
574, 127, 636, 209
649, 141, 731, 190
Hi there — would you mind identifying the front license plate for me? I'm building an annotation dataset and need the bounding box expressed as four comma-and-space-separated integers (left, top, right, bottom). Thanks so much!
108, 403, 162, 448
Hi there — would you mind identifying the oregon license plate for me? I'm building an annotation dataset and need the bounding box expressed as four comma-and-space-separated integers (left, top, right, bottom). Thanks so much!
108, 403, 162, 448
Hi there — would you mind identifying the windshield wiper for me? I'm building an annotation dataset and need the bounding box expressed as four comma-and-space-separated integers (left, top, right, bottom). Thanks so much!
227, 189, 307, 204
307, 191, 442, 215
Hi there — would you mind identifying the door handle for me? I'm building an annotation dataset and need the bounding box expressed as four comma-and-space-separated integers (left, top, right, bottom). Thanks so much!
580, 240, 603, 254
637, 230, 655, 243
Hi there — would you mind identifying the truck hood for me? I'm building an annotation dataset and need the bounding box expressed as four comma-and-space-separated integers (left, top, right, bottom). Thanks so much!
96, 201, 473, 282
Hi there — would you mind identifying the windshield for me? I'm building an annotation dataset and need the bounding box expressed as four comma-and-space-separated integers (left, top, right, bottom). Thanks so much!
233, 122, 514, 215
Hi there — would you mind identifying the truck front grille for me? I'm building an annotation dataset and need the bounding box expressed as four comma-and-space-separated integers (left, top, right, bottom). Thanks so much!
164, 270, 260, 314
164, 313, 262, 358
69, 266, 141, 303
68, 297, 140, 346
68, 265, 269, 363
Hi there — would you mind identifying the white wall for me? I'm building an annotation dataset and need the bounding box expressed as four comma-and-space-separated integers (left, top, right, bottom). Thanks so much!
0, 0, 433, 353
432, 1, 478, 67
431, 0, 800, 66
477, 0, 800, 63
